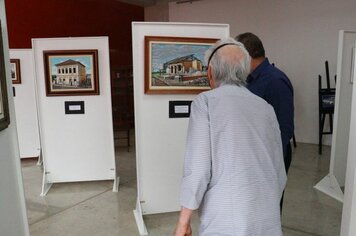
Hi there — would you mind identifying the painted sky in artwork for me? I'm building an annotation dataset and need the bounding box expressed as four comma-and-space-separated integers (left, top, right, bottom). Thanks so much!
50, 56, 92, 75
151, 42, 213, 72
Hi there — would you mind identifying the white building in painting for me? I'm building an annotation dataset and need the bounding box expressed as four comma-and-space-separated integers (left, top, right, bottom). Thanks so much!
54, 59, 86, 86
163, 54, 203, 75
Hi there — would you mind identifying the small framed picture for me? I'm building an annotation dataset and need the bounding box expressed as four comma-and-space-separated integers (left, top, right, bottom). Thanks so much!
145, 36, 218, 94
43, 49, 99, 96
10, 59, 21, 84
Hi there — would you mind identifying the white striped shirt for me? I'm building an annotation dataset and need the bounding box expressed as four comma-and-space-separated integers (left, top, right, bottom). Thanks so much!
180, 84, 287, 235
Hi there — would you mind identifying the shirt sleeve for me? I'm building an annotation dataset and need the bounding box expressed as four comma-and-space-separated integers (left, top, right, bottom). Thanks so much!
268, 106, 287, 197
266, 77, 294, 157
180, 94, 212, 210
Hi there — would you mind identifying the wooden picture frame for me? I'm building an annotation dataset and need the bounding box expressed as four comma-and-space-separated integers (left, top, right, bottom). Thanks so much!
145, 36, 218, 94
10, 59, 21, 84
43, 49, 99, 96
0, 23, 10, 131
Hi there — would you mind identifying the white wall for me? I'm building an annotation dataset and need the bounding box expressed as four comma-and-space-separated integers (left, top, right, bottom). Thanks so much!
32, 37, 116, 183
10, 49, 41, 158
168, 0, 356, 145
0, 1, 29, 235
145, 0, 169, 22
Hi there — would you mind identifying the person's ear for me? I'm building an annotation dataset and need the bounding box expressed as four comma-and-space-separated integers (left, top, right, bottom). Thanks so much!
208, 66, 215, 88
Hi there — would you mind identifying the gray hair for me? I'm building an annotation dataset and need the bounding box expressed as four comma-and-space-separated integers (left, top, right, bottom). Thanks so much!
205, 38, 251, 87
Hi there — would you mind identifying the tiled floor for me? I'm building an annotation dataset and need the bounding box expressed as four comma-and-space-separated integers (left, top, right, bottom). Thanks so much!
21, 136, 342, 235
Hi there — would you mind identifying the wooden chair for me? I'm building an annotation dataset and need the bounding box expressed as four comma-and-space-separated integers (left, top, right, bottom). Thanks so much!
318, 61, 336, 154
111, 66, 134, 152
112, 97, 131, 152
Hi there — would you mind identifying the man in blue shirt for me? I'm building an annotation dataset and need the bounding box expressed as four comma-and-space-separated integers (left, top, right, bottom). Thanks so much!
236, 33, 294, 211
235, 32, 294, 174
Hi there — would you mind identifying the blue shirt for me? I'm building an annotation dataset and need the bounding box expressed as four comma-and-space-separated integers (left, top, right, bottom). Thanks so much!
247, 58, 294, 157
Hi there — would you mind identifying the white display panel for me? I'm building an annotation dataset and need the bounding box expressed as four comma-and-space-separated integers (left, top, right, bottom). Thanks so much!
0, 1, 29, 234
315, 31, 356, 202
10, 49, 40, 158
132, 22, 229, 234
32, 37, 116, 185
332, 31, 356, 186
341, 42, 356, 236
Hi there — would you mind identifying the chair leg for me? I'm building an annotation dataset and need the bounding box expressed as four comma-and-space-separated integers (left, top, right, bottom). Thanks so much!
127, 129, 130, 152
292, 134, 297, 148
319, 113, 322, 154
329, 113, 333, 133
319, 113, 325, 155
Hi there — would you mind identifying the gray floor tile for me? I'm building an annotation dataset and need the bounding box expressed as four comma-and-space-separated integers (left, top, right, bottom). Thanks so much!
21, 141, 342, 236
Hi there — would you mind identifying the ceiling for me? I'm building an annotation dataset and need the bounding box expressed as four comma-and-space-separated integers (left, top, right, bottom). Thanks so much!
116, 0, 199, 7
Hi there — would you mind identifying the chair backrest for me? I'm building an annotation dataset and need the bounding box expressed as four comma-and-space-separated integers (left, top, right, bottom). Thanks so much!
319, 74, 335, 113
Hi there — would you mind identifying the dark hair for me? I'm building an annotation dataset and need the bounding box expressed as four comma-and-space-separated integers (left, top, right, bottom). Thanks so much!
235, 32, 265, 59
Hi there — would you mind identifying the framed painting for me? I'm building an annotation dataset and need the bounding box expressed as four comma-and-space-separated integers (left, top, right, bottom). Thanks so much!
0, 22, 10, 131
10, 59, 21, 84
145, 36, 218, 94
43, 49, 99, 96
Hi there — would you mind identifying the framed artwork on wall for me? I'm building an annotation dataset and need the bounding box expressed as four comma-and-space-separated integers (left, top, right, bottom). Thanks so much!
0, 23, 10, 131
43, 49, 99, 96
144, 36, 218, 94
10, 59, 21, 84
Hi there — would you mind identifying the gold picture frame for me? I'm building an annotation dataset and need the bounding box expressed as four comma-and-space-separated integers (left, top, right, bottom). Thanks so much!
145, 36, 217, 94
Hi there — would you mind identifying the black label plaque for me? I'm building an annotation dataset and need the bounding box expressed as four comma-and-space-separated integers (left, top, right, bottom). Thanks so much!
65, 101, 85, 114
169, 101, 192, 118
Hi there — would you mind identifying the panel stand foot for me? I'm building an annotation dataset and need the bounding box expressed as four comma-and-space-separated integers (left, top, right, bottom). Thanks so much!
133, 198, 148, 235
314, 173, 344, 202
40, 169, 52, 196
113, 176, 120, 192
36, 149, 43, 166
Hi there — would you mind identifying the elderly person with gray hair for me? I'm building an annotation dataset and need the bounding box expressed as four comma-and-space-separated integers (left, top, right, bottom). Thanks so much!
174, 38, 287, 236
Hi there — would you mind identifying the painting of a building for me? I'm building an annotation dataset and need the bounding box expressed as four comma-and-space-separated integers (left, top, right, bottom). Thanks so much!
54, 59, 87, 87
163, 54, 203, 75
146, 36, 216, 93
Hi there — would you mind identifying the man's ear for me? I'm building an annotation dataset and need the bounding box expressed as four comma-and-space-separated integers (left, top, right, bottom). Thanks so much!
208, 66, 215, 88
